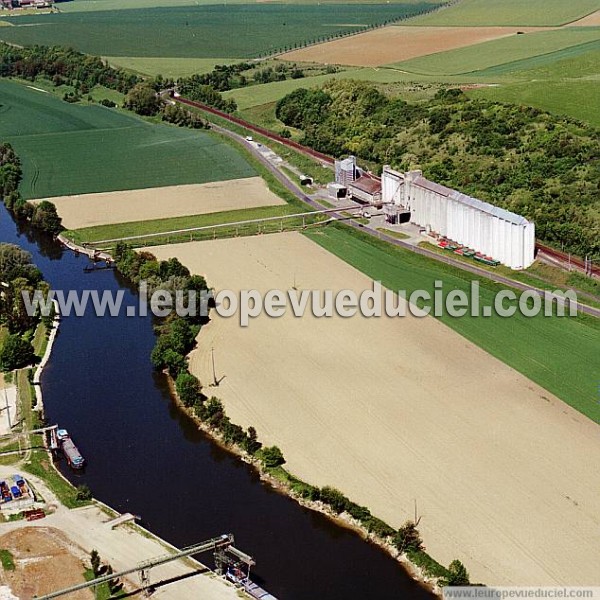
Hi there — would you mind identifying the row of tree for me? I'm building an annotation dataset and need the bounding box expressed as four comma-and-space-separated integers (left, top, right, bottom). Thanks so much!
176, 61, 321, 94
275, 81, 600, 259
174, 81, 237, 114
0, 243, 51, 371
0, 143, 62, 235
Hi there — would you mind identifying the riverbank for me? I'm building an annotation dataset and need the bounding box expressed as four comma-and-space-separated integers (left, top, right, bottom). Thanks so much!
32, 299, 59, 416
165, 374, 442, 596
0, 466, 241, 599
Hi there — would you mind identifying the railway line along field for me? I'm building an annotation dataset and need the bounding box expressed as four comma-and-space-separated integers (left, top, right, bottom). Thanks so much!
148, 232, 600, 587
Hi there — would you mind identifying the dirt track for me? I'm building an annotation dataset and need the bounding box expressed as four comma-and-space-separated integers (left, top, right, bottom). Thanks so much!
149, 233, 600, 587
40, 177, 284, 230
568, 10, 600, 25
282, 26, 550, 67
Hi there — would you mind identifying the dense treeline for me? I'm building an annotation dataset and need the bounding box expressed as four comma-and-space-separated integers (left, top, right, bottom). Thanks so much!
124, 82, 208, 128
0, 143, 62, 235
113, 242, 265, 456
0, 243, 51, 370
0, 43, 139, 94
177, 61, 335, 94
175, 80, 237, 113
276, 81, 600, 259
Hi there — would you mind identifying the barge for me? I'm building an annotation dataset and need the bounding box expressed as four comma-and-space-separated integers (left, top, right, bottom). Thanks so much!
57, 429, 85, 469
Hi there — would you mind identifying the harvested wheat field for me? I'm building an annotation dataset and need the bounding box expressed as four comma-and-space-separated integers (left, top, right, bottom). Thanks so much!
40, 177, 284, 230
0, 527, 92, 599
150, 233, 600, 587
283, 26, 550, 67
569, 10, 600, 26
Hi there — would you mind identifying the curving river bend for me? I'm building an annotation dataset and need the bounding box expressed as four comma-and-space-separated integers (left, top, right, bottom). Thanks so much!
1, 204, 436, 600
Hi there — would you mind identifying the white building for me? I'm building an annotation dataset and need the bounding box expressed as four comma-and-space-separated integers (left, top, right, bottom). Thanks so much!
382, 166, 535, 270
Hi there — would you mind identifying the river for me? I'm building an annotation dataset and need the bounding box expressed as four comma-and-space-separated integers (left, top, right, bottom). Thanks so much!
0, 204, 436, 599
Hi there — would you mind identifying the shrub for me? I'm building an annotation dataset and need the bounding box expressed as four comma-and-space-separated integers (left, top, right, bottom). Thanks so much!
259, 446, 286, 468
0, 334, 35, 371
439, 559, 470, 586
319, 486, 350, 514
76, 484, 92, 501
393, 521, 423, 553
175, 372, 201, 407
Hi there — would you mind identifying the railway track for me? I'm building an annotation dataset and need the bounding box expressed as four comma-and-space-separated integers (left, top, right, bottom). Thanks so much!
174, 97, 599, 317
536, 242, 599, 278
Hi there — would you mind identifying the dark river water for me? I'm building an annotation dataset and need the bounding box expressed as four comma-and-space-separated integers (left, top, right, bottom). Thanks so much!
0, 204, 435, 600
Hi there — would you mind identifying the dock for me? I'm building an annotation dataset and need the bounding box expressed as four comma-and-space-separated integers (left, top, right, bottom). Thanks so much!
57, 234, 114, 264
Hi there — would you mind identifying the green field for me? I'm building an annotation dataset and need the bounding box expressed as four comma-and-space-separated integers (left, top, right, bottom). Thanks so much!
469, 80, 600, 127
390, 28, 600, 74
57, 0, 443, 11
305, 224, 600, 423
407, 0, 600, 26
64, 204, 313, 246
104, 56, 243, 78
0, 80, 256, 198
225, 67, 425, 109
0, 4, 438, 58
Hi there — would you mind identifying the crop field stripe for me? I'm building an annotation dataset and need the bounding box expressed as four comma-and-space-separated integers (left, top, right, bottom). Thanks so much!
390, 28, 600, 75
0, 4, 440, 58
304, 224, 600, 423
406, 0, 600, 27
103, 56, 244, 78
65, 204, 304, 245
467, 80, 600, 128
0, 79, 258, 198
471, 37, 600, 76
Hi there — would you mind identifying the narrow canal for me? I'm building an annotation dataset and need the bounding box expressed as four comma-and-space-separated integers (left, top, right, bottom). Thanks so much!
1, 204, 436, 599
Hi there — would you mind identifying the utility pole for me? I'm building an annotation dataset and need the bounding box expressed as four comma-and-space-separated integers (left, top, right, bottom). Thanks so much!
3, 386, 11, 430
211, 347, 218, 387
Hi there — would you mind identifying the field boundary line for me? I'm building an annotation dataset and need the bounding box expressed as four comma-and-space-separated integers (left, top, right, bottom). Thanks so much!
388, 35, 600, 76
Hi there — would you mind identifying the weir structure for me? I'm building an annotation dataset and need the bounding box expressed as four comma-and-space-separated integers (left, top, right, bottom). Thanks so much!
34, 533, 249, 599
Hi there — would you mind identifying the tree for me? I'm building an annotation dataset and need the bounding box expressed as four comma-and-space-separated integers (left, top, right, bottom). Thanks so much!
242, 426, 261, 455
393, 521, 423, 553
0, 334, 35, 371
319, 486, 350, 514
260, 446, 285, 468
176, 372, 201, 407
76, 484, 92, 501
90, 549, 101, 577
162, 349, 187, 376
31, 201, 62, 235
124, 83, 161, 116
440, 560, 470, 586
0, 243, 39, 284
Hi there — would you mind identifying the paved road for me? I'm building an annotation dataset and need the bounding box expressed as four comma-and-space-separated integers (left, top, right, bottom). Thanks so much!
211, 122, 600, 319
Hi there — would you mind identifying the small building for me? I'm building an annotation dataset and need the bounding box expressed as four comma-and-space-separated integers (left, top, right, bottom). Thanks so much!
327, 182, 347, 199
348, 176, 382, 206
335, 156, 359, 186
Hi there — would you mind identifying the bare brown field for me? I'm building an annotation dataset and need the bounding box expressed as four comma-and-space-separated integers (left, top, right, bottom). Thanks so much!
150, 233, 600, 586
40, 177, 284, 230
282, 26, 551, 67
569, 10, 600, 25
0, 527, 92, 599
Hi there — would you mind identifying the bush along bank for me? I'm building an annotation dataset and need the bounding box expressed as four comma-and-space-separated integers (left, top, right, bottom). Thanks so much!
113, 242, 472, 592
0, 143, 62, 236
